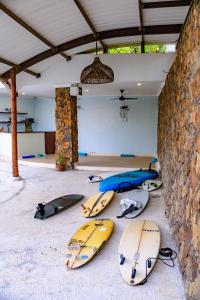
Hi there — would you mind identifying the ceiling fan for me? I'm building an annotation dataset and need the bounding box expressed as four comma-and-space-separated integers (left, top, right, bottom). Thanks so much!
110, 90, 138, 122
110, 89, 138, 101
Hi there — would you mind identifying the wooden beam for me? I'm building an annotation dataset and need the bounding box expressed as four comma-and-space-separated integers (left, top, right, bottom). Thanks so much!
0, 3, 71, 62
73, 0, 107, 52
10, 69, 19, 178
138, 0, 145, 53
1, 24, 183, 79
0, 57, 41, 79
143, 1, 191, 9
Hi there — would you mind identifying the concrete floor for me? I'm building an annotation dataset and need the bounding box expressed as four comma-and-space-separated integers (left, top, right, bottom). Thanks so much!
0, 163, 185, 300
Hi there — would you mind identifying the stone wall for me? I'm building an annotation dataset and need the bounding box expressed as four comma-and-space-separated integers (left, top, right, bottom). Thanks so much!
55, 88, 78, 169
158, 1, 200, 299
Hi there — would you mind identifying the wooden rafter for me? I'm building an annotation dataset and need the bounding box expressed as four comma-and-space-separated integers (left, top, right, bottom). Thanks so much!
138, 0, 145, 53
0, 2, 71, 62
143, 0, 191, 9
1, 24, 183, 80
73, 0, 107, 53
0, 57, 40, 79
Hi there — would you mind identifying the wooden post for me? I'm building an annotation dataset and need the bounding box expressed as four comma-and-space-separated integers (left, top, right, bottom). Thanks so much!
10, 68, 19, 178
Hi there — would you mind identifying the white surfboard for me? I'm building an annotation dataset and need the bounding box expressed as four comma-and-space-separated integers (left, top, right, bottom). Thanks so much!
117, 190, 149, 219
118, 220, 160, 285
142, 180, 162, 191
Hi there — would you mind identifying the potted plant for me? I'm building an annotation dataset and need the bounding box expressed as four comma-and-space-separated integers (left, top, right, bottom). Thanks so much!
56, 153, 66, 171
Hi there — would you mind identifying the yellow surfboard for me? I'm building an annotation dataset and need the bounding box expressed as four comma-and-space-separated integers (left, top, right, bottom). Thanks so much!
119, 220, 160, 285
81, 191, 115, 218
65, 219, 114, 269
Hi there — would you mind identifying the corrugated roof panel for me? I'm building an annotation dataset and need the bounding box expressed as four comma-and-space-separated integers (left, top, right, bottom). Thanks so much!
143, 7, 189, 26
0, 0, 190, 71
144, 34, 179, 43
2, 0, 91, 46
0, 10, 48, 64
80, 0, 140, 31
0, 63, 10, 74
29, 56, 62, 73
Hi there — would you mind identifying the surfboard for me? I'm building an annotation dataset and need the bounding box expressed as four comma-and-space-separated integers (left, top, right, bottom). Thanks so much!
34, 194, 84, 219
99, 169, 158, 192
117, 190, 149, 219
81, 191, 115, 218
65, 219, 114, 269
142, 180, 162, 191
119, 220, 160, 285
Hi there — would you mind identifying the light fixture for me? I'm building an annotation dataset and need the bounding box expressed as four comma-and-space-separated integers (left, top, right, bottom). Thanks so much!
85, 89, 89, 92
137, 83, 142, 86
120, 103, 130, 122
22, 92, 26, 95
81, 41, 114, 84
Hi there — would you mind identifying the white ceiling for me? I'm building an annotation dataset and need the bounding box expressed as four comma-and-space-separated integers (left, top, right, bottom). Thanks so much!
0, 81, 165, 98
0, 52, 174, 98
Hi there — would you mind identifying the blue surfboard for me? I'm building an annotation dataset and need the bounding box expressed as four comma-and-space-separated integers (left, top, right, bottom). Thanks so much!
99, 169, 158, 192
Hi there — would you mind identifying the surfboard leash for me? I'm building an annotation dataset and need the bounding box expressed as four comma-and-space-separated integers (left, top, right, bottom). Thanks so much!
138, 247, 177, 285
116, 204, 139, 218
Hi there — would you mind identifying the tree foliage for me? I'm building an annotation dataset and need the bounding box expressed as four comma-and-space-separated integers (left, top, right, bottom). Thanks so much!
107, 44, 167, 54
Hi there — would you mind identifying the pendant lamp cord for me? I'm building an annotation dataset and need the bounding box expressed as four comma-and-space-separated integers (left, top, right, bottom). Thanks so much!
95, 41, 98, 56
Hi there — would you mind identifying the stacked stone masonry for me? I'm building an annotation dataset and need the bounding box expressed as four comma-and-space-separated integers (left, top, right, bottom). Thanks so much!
55, 88, 78, 169
158, 1, 200, 299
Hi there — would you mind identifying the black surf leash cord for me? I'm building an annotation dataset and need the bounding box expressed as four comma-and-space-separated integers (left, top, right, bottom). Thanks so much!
116, 204, 139, 218
138, 247, 177, 285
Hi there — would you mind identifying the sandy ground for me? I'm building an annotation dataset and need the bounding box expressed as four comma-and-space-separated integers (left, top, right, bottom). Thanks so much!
0, 163, 185, 300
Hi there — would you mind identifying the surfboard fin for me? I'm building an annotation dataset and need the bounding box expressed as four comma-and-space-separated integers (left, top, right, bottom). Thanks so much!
131, 268, 136, 279
147, 259, 152, 268
148, 163, 153, 173
120, 254, 125, 265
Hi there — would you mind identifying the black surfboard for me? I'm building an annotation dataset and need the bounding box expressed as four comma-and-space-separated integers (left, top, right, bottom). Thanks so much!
34, 194, 84, 220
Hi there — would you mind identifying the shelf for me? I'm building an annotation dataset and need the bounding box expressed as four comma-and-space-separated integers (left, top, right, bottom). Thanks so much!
0, 121, 26, 124
0, 111, 28, 114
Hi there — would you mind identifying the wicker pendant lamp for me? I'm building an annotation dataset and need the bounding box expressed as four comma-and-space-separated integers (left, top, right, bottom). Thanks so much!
81, 42, 114, 84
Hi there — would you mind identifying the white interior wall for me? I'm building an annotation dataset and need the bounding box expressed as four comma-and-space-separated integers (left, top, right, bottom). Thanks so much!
0, 94, 158, 156
34, 98, 56, 132
0, 133, 12, 157
0, 94, 35, 132
17, 133, 45, 157
78, 96, 158, 156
